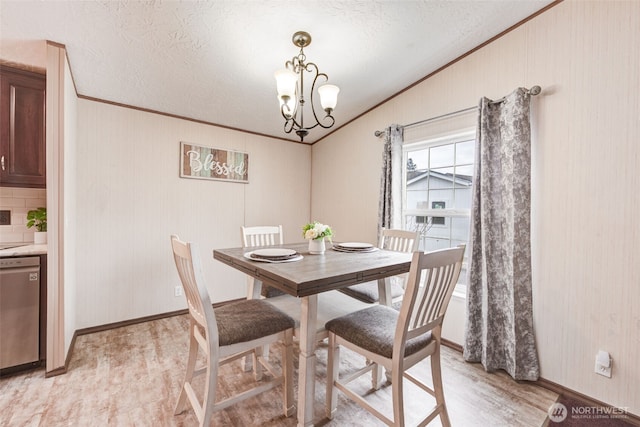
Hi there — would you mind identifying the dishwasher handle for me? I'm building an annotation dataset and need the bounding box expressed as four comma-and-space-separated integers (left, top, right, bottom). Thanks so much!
0, 257, 40, 269
0, 266, 40, 278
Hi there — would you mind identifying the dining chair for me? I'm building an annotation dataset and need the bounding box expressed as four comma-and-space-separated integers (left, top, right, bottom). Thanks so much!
339, 228, 419, 304
240, 225, 290, 367
170, 235, 295, 426
241, 225, 286, 298
325, 245, 466, 427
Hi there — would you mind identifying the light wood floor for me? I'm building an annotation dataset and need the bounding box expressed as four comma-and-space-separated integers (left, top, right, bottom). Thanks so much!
0, 314, 558, 426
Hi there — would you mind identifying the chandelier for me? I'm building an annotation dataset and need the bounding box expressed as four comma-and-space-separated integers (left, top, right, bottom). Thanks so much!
275, 31, 339, 141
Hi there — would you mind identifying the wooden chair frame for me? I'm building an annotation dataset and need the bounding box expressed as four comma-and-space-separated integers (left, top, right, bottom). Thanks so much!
240, 225, 287, 364
241, 225, 286, 298
171, 235, 295, 426
326, 245, 465, 427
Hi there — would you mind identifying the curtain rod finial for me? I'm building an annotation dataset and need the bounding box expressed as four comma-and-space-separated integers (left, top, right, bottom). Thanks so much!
529, 85, 541, 96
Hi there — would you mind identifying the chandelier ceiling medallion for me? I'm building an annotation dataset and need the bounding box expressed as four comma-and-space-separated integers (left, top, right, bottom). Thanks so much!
275, 31, 339, 141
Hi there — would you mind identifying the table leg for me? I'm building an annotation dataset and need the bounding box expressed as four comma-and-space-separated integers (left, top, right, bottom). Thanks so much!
377, 277, 392, 306
376, 278, 392, 387
247, 276, 262, 299
297, 294, 318, 427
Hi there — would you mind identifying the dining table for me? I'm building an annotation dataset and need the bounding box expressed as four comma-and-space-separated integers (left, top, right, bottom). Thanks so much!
213, 241, 413, 427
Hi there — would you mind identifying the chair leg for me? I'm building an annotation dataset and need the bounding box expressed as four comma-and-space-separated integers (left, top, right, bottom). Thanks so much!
242, 355, 253, 371
253, 344, 264, 381
283, 329, 295, 417
242, 276, 259, 372
325, 333, 340, 420
385, 367, 393, 384
431, 344, 451, 427
368, 358, 385, 390
201, 344, 218, 427
175, 322, 199, 415
242, 355, 253, 372
391, 363, 405, 427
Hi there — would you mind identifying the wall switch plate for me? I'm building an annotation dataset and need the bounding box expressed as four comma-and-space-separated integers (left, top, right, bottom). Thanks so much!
174, 285, 183, 297
0, 210, 10, 225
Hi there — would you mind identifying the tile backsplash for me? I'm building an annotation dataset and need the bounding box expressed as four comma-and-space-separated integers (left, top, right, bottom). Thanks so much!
0, 187, 47, 243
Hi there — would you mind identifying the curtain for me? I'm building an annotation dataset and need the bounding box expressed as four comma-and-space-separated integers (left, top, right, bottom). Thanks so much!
378, 125, 404, 234
463, 88, 540, 381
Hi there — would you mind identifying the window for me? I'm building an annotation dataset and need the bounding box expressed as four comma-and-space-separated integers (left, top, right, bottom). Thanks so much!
431, 201, 446, 225
402, 129, 475, 295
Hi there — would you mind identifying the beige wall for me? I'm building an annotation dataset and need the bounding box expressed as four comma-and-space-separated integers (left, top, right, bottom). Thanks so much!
75, 100, 311, 329
312, 0, 639, 414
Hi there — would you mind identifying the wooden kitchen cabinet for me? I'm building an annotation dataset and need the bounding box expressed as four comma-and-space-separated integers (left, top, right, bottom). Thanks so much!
0, 66, 46, 188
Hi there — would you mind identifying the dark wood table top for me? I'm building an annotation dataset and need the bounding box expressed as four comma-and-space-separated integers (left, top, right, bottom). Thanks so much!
213, 242, 412, 298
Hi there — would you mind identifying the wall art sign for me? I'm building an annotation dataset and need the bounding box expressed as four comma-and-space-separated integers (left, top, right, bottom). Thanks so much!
180, 142, 249, 183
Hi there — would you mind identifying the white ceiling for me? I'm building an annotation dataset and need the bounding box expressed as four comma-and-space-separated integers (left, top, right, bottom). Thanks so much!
0, 0, 554, 144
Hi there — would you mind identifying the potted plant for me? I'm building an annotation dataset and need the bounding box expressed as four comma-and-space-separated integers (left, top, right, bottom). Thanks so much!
302, 221, 333, 254
26, 207, 47, 244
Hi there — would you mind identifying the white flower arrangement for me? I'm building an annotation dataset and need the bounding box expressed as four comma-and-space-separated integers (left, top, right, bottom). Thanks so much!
302, 221, 333, 241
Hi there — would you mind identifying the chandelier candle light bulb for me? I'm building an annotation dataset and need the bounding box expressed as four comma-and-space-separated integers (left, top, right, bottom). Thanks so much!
275, 69, 298, 118
318, 84, 339, 113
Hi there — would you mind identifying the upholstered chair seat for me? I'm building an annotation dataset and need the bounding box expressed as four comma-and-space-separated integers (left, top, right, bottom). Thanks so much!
325, 305, 432, 359
215, 299, 295, 346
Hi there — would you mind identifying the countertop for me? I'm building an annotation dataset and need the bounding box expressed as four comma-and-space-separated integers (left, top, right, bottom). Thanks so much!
0, 244, 48, 257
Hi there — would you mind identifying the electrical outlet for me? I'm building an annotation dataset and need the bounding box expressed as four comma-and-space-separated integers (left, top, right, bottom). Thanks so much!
0, 210, 10, 225
174, 285, 183, 297
594, 351, 612, 378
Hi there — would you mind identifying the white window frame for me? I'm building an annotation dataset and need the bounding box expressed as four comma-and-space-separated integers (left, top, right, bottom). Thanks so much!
401, 128, 476, 297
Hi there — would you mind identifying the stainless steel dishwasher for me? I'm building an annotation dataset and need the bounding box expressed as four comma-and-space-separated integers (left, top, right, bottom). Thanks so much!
0, 256, 41, 370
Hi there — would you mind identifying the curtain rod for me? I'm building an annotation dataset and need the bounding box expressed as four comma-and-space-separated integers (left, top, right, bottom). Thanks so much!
374, 85, 541, 137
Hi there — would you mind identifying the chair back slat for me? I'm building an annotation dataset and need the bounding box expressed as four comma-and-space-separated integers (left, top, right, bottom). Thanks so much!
420, 263, 455, 327
379, 228, 419, 253
171, 235, 218, 336
241, 225, 284, 248
399, 245, 465, 341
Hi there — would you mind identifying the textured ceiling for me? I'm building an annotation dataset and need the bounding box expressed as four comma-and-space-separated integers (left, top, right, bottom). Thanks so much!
0, 0, 554, 143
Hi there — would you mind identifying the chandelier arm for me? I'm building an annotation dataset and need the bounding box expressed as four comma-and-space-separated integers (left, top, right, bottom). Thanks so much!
278, 56, 303, 131
283, 117, 295, 134
316, 114, 336, 130
308, 63, 336, 129
279, 92, 305, 133
307, 62, 323, 127
281, 109, 304, 134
